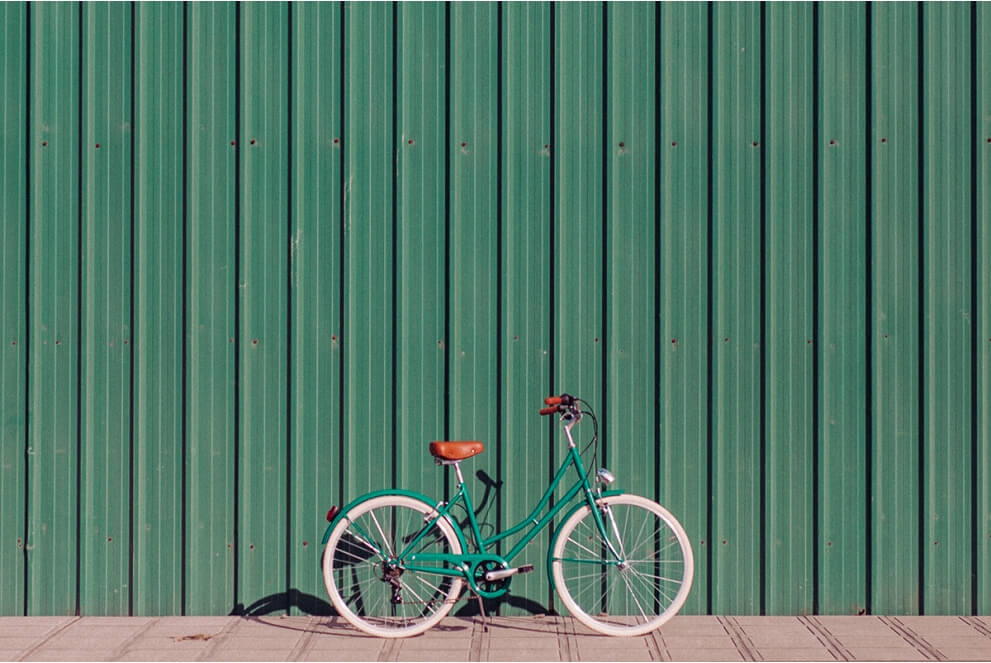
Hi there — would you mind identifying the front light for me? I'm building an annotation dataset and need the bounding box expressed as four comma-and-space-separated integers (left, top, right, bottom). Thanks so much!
596, 468, 616, 485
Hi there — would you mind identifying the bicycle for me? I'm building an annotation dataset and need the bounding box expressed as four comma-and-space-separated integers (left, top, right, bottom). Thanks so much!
320, 394, 694, 638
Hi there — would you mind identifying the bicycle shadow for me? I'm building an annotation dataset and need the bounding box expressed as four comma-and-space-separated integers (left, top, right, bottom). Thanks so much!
452, 594, 552, 618
231, 589, 336, 617
232, 469, 551, 619
232, 587, 551, 621
454, 469, 500, 537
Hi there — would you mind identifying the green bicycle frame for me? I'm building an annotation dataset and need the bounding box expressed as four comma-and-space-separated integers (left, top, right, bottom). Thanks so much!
374, 440, 622, 582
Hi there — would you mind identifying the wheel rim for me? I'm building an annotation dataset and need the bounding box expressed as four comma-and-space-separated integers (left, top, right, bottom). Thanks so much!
324, 497, 463, 637
552, 496, 693, 636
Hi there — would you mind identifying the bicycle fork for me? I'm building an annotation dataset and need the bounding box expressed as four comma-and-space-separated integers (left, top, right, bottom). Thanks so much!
562, 417, 626, 565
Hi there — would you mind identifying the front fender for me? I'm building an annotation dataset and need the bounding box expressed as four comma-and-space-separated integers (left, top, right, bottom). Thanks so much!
545, 489, 626, 590
320, 489, 467, 552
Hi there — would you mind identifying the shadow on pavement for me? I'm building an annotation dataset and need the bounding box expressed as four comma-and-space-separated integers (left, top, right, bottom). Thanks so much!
231, 589, 336, 617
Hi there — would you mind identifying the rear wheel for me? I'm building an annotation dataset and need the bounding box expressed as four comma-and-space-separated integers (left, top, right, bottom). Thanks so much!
322, 495, 464, 638
551, 494, 693, 636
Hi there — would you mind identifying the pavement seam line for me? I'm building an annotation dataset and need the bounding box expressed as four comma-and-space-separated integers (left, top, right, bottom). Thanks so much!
554, 616, 574, 662
648, 627, 670, 662
717, 616, 758, 662
800, 615, 849, 661
962, 616, 991, 640
882, 616, 946, 662
566, 616, 581, 662
468, 615, 485, 662
193, 617, 241, 661
376, 635, 401, 662
14, 615, 82, 662
285, 615, 318, 662
109, 617, 161, 661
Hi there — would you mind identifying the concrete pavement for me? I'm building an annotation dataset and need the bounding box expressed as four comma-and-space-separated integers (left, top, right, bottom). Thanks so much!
1, 615, 990, 661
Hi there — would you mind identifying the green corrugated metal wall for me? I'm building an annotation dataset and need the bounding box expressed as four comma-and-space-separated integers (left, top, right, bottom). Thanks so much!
1, 1, 990, 617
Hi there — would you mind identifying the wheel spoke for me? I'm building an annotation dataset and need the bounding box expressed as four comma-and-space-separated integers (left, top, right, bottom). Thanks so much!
368, 509, 394, 558
398, 578, 430, 606
333, 547, 381, 567
627, 528, 678, 561
557, 569, 614, 582
564, 533, 603, 559
622, 555, 683, 564
624, 566, 664, 610
604, 506, 629, 560
344, 525, 385, 560
625, 568, 683, 584
617, 569, 650, 622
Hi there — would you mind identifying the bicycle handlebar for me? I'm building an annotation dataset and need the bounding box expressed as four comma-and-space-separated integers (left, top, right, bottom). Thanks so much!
540, 393, 577, 416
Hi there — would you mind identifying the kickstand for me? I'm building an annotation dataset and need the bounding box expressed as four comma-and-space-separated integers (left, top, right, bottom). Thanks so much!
474, 593, 489, 633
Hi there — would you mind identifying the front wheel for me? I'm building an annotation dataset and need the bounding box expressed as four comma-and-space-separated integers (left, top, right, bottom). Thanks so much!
551, 494, 693, 636
322, 495, 464, 638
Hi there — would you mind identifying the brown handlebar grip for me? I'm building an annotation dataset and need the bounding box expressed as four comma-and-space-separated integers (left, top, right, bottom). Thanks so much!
539, 405, 559, 416
544, 396, 563, 405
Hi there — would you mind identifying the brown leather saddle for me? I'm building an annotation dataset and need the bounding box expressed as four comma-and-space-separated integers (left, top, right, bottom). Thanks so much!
429, 441, 484, 463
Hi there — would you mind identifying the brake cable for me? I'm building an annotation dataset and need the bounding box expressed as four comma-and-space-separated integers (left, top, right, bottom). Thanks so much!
575, 398, 599, 472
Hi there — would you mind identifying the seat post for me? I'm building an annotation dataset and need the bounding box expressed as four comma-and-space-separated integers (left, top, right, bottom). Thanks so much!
452, 461, 465, 486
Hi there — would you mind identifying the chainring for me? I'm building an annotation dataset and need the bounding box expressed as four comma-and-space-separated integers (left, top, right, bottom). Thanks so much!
468, 558, 511, 599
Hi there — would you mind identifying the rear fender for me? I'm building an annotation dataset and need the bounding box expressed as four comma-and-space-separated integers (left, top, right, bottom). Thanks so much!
320, 489, 467, 552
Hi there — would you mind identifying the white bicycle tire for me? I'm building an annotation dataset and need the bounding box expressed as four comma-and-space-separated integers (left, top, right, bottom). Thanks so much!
551, 494, 694, 637
322, 494, 464, 638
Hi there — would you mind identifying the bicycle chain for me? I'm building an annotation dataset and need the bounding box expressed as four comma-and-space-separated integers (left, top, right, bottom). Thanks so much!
382, 554, 511, 606
386, 587, 464, 607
